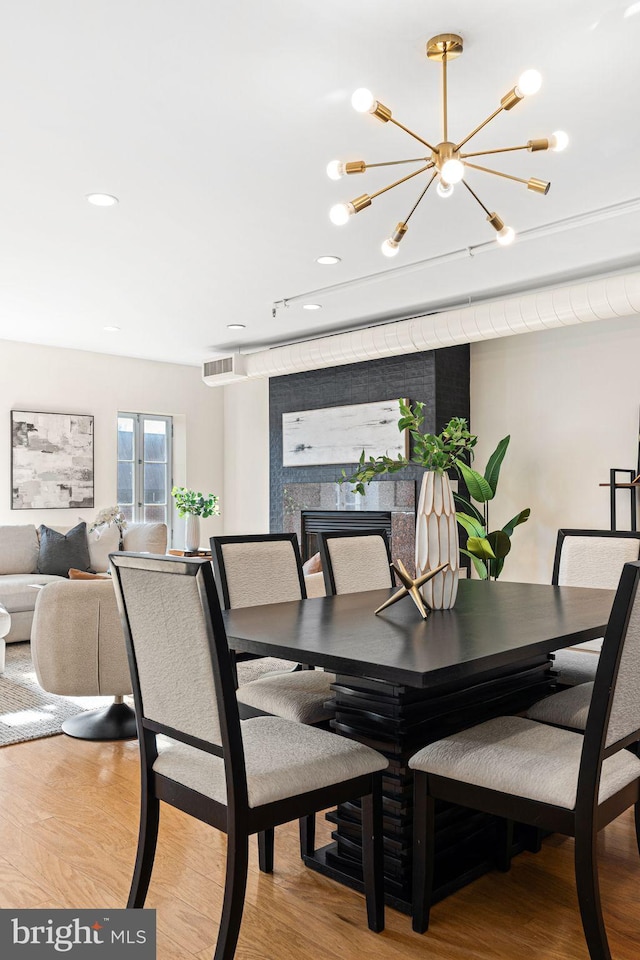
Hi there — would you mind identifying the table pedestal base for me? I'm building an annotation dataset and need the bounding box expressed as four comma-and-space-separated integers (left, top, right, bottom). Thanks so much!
307, 657, 554, 912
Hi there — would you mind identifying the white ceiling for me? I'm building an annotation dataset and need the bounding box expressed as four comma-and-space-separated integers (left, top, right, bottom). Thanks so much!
0, 0, 639, 366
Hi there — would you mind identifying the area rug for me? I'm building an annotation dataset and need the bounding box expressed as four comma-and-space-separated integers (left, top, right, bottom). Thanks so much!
0, 642, 117, 747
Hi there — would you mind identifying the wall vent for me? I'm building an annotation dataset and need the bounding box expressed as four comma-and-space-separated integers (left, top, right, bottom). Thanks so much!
202, 355, 247, 385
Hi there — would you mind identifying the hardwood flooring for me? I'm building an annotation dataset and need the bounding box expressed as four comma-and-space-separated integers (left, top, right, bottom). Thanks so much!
1, 733, 640, 959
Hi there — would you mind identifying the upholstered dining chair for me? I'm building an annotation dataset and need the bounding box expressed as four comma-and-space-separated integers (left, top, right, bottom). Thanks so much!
409, 559, 640, 960
523, 529, 640, 732
211, 533, 337, 866
317, 529, 393, 596
111, 553, 386, 960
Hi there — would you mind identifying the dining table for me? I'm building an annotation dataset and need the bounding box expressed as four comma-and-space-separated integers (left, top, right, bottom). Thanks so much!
223, 578, 615, 914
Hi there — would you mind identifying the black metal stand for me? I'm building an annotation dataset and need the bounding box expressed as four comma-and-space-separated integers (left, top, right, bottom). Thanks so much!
601, 468, 639, 532
62, 698, 137, 741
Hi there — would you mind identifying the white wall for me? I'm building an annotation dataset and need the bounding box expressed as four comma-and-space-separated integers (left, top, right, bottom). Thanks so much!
471, 314, 640, 584
222, 378, 270, 533
0, 338, 224, 548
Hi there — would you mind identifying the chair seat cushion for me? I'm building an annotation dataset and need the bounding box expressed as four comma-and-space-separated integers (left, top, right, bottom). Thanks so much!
552, 648, 599, 685
526, 682, 593, 731
236, 669, 336, 724
153, 716, 388, 808
408, 715, 640, 810
236, 657, 298, 686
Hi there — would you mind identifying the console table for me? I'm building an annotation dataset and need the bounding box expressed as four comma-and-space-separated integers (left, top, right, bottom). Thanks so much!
224, 579, 614, 913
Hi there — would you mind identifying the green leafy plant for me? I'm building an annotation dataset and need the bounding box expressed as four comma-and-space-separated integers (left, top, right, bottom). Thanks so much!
454, 435, 530, 580
171, 486, 220, 518
340, 400, 478, 495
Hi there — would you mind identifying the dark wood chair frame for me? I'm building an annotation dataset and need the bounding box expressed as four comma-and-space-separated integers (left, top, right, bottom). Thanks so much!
411, 559, 640, 960
317, 528, 393, 597
111, 553, 384, 960
210, 533, 320, 868
552, 528, 640, 586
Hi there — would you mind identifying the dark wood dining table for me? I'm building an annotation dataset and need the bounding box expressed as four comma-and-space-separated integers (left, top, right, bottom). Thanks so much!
223, 579, 615, 913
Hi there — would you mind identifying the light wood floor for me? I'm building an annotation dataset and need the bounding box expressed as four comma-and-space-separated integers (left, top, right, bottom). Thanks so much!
1, 734, 640, 960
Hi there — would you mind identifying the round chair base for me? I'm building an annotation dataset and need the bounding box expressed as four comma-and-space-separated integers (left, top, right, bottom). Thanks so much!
62, 701, 137, 741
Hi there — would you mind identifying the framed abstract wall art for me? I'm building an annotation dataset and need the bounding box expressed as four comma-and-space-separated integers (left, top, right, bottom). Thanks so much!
11, 410, 95, 509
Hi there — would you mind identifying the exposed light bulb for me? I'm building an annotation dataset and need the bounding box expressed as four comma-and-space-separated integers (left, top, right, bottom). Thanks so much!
436, 179, 454, 199
549, 130, 569, 152
440, 158, 464, 184
496, 225, 515, 246
351, 88, 376, 113
326, 160, 345, 181
516, 69, 542, 97
381, 239, 400, 257
329, 202, 354, 226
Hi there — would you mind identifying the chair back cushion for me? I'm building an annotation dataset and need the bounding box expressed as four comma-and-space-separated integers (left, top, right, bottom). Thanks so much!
0, 525, 39, 575
112, 559, 224, 746
556, 532, 640, 589
218, 539, 304, 608
605, 567, 640, 748
321, 533, 392, 595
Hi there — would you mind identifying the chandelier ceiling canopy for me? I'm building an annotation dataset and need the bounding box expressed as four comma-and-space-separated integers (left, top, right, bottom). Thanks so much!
327, 33, 568, 256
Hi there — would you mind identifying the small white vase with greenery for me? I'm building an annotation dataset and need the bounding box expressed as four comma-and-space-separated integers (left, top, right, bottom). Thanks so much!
171, 487, 220, 553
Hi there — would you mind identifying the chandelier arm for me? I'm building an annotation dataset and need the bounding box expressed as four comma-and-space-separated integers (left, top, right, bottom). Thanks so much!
369, 162, 434, 201
366, 157, 430, 170
463, 161, 528, 186
460, 144, 532, 159
461, 180, 492, 217
404, 171, 438, 224
388, 117, 438, 152
455, 105, 505, 152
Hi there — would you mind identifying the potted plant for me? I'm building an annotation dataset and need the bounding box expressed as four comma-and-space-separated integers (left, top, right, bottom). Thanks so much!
340, 400, 478, 609
171, 487, 220, 553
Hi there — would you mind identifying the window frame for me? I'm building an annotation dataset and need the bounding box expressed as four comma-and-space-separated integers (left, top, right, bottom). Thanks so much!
117, 412, 173, 538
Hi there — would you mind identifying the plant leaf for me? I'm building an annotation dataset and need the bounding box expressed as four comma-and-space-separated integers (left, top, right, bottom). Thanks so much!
460, 549, 488, 579
483, 435, 510, 496
486, 529, 511, 559
453, 493, 485, 525
458, 461, 494, 503
456, 512, 486, 539
502, 508, 531, 538
466, 536, 497, 561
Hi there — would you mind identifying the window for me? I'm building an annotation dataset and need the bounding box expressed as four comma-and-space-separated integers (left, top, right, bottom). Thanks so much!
117, 413, 172, 528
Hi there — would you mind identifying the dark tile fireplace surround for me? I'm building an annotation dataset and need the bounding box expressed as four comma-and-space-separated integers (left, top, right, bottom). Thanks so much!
269, 346, 470, 568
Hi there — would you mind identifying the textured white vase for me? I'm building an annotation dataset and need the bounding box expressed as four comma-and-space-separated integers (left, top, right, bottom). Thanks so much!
415, 471, 459, 610
185, 514, 201, 553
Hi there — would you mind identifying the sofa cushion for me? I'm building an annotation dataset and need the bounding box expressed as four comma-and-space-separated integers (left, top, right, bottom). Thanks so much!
37, 522, 91, 577
0, 525, 39, 575
123, 523, 167, 555
87, 523, 120, 573
0, 574, 66, 613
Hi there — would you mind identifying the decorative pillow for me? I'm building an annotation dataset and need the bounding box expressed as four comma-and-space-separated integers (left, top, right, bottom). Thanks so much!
37, 522, 92, 577
68, 568, 110, 580
303, 552, 322, 575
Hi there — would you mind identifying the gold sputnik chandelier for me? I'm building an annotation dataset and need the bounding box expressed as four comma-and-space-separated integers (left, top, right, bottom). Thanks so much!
327, 33, 568, 256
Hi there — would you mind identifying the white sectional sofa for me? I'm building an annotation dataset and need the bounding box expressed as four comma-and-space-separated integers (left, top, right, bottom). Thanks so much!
0, 522, 167, 643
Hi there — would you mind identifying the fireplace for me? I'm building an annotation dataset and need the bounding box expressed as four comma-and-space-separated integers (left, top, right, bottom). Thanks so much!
283, 480, 416, 573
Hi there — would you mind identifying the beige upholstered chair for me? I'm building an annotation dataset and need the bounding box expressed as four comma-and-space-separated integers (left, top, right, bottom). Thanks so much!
409, 559, 640, 960
211, 535, 335, 726
524, 529, 640, 731
111, 554, 386, 958
317, 530, 393, 596
31, 580, 136, 739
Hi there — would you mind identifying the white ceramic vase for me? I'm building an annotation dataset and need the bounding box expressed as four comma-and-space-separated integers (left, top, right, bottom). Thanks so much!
184, 514, 201, 553
415, 471, 459, 610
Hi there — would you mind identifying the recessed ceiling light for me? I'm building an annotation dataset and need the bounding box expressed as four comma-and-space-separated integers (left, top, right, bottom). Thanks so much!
227, 323, 246, 330
86, 193, 119, 206
316, 255, 341, 265
103, 325, 120, 332
303, 303, 322, 310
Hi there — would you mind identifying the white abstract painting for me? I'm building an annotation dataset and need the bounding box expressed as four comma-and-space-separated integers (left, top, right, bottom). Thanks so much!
283, 399, 407, 467
11, 411, 94, 510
